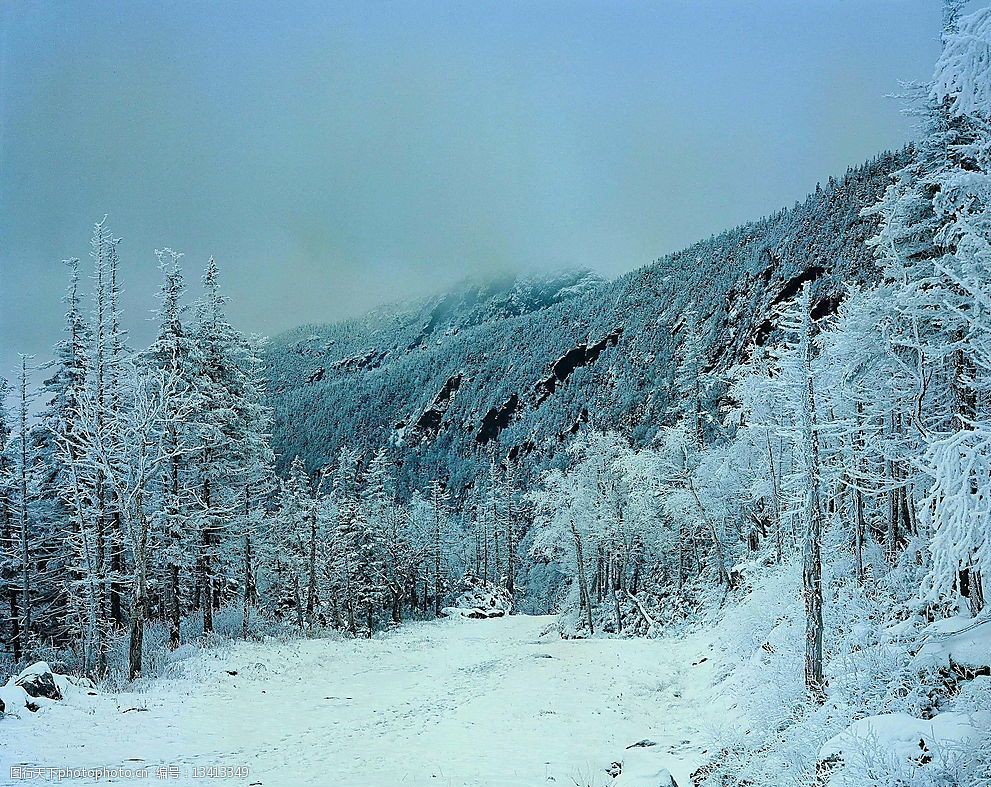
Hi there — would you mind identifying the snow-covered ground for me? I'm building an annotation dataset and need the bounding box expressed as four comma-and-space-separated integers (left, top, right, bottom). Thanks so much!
1, 616, 722, 786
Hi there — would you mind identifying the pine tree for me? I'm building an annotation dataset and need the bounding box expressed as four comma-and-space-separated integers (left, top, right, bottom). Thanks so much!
272, 457, 312, 628
363, 448, 406, 624
330, 449, 362, 634
190, 257, 255, 635
143, 248, 200, 649
37, 257, 92, 651
502, 459, 520, 603
105, 233, 128, 628
89, 219, 113, 658
349, 503, 387, 636
238, 335, 277, 639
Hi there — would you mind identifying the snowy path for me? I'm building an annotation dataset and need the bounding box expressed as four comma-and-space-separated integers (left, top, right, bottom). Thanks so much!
1, 616, 721, 786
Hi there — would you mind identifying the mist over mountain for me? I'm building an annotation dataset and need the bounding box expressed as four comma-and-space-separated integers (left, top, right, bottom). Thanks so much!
266, 149, 907, 496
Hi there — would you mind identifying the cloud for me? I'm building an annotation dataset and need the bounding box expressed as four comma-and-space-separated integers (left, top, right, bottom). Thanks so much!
0, 0, 942, 382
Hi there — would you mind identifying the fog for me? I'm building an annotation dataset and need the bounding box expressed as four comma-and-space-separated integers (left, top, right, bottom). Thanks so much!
0, 0, 945, 379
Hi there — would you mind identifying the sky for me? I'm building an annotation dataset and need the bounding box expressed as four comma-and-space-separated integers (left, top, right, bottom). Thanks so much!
0, 0, 951, 382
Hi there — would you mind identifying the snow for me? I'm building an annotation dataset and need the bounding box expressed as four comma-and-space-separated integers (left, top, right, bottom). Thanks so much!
931, 7, 991, 117
914, 613, 991, 672
612, 741, 678, 787
0, 682, 31, 715
818, 711, 991, 787
0, 616, 719, 786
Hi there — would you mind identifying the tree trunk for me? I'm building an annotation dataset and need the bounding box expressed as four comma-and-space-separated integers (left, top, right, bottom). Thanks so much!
852, 402, 866, 583
434, 500, 442, 618
390, 585, 402, 623
853, 484, 865, 584
293, 574, 305, 629
885, 414, 899, 560
165, 564, 181, 649
201, 477, 214, 635
960, 567, 987, 617
506, 511, 516, 602
7, 587, 21, 664
1, 501, 21, 663
242, 533, 253, 640
306, 508, 318, 628
766, 431, 783, 565
111, 512, 125, 627
128, 502, 150, 682
570, 522, 594, 635
17, 369, 32, 648
799, 288, 825, 704
482, 525, 489, 584
128, 566, 147, 681
128, 609, 144, 681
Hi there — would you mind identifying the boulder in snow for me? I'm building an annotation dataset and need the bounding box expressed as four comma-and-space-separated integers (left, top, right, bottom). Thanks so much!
0, 662, 88, 717
611, 740, 679, 787
15, 662, 63, 701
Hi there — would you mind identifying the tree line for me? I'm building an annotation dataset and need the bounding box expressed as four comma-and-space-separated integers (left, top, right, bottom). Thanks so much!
0, 226, 526, 684
528, 2, 990, 703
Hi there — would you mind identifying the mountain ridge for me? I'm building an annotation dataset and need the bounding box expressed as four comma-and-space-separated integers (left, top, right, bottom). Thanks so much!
265, 148, 910, 497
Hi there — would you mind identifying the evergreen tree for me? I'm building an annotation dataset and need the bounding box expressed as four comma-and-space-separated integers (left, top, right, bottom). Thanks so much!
271, 456, 312, 628
238, 335, 277, 639
363, 448, 407, 624
143, 248, 200, 648
190, 258, 254, 635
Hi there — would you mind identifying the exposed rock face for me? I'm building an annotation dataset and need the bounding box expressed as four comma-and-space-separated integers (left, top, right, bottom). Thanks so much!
535, 327, 623, 405
477, 394, 521, 444
415, 374, 463, 436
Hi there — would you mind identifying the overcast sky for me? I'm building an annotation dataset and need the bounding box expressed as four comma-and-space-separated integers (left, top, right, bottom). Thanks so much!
0, 1, 950, 381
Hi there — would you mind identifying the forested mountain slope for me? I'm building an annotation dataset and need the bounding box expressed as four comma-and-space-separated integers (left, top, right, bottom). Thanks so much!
265, 150, 908, 495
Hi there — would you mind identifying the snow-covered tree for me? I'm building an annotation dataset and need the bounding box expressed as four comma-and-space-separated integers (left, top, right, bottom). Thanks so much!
0, 376, 21, 663
67, 358, 194, 679
13, 355, 36, 659
428, 477, 448, 618
363, 449, 408, 624
271, 456, 312, 628
189, 257, 256, 635
142, 248, 200, 648
237, 335, 277, 638
864, 5, 991, 612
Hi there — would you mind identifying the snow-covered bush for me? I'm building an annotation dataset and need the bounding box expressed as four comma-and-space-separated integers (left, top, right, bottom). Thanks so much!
442, 577, 512, 619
